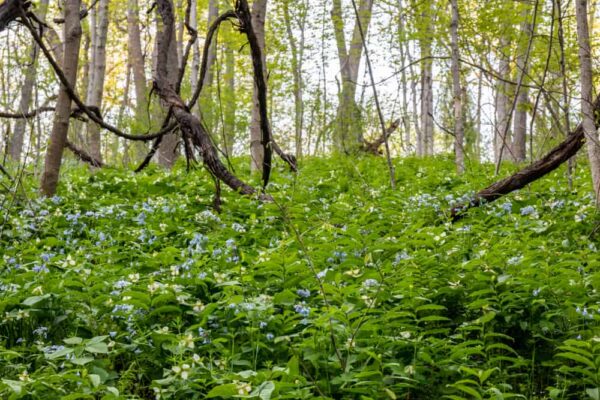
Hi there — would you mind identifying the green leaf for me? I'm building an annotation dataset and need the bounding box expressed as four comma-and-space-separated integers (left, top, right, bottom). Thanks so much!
64, 337, 83, 345
453, 384, 482, 400
206, 383, 239, 398
85, 342, 109, 354
251, 381, 275, 400
587, 388, 600, 400
556, 352, 596, 369
22, 293, 51, 306
88, 374, 101, 388
46, 347, 74, 360
71, 357, 94, 365
1, 379, 22, 394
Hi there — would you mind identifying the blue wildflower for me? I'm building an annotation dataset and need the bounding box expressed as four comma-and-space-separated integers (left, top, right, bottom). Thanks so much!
520, 205, 536, 216
294, 303, 310, 317
297, 289, 310, 298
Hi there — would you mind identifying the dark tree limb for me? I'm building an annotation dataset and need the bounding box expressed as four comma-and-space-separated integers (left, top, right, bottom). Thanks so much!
19, 9, 175, 142
0, 162, 14, 182
65, 140, 104, 167
235, 0, 272, 186
53, 0, 99, 24
153, 0, 266, 199
451, 94, 600, 220
189, 4, 297, 177
0, 0, 28, 31
235, 0, 296, 176
0, 106, 54, 119
135, 136, 163, 173
363, 119, 401, 155
187, 10, 236, 111
175, 0, 197, 95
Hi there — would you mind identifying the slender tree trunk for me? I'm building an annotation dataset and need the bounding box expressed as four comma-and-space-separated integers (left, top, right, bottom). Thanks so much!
157, 0, 180, 168
450, 0, 464, 173
495, 37, 511, 164
85, 0, 109, 162
397, 1, 411, 153
575, 0, 600, 201
8, 0, 49, 162
331, 0, 373, 152
250, 0, 268, 172
417, 1, 435, 156
223, 36, 236, 157
198, 0, 219, 129
282, 1, 305, 160
127, 0, 147, 118
40, 0, 82, 196
512, 8, 533, 163
190, 0, 200, 115
127, 0, 149, 162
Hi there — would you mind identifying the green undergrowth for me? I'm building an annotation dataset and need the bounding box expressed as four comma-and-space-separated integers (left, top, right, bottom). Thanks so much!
1, 155, 600, 399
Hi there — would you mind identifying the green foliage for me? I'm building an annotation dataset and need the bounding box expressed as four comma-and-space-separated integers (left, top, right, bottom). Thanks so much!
1, 156, 599, 398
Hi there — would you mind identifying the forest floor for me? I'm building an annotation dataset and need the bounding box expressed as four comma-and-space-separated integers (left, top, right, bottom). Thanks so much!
1, 156, 599, 399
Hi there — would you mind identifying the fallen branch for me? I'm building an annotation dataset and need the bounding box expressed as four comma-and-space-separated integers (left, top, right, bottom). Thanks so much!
154, 0, 266, 199
65, 140, 104, 167
451, 93, 600, 220
362, 119, 400, 155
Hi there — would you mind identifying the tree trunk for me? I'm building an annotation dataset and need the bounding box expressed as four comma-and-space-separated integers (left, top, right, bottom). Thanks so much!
575, 0, 600, 201
190, 0, 200, 115
397, 1, 412, 153
450, 0, 464, 173
157, 1, 180, 168
250, 0, 268, 172
199, 0, 219, 129
8, 0, 49, 163
495, 37, 512, 164
331, 0, 373, 152
40, 0, 82, 196
512, 8, 533, 163
417, 1, 435, 156
153, 0, 261, 197
85, 0, 109, 162
282, 1, 305, 160
127, 0, 147, 117
223, 36, 236, 157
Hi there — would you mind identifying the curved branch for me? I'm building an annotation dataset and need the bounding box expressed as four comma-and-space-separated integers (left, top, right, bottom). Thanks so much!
20, 9, 174, 142
0, 106, 54, 119
235, 0, 272, 186
65, 140, 104, 167
0, 0, 29, 31
451, 94, 600, 220
187, 10, 236, 110
154, 0, 265, 199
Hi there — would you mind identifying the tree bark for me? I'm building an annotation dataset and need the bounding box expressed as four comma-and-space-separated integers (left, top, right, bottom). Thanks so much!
157, 1, 181, 168
85, 0, 109, 162
198, 0, 219, 129
575, 0, 600, 201
223, 34, 236, 157
494, 37, 512, 164
127, 0, 147, 117
250, 0, 268, 172
331, 0, 373, 151
152, 0, 261, 197
282, 0, 305, 160
450, 0, 464, 173
8, 0, 49, 163
40, 0, 82, 196
512, 10, 532, 163
417, 1, 434, 156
